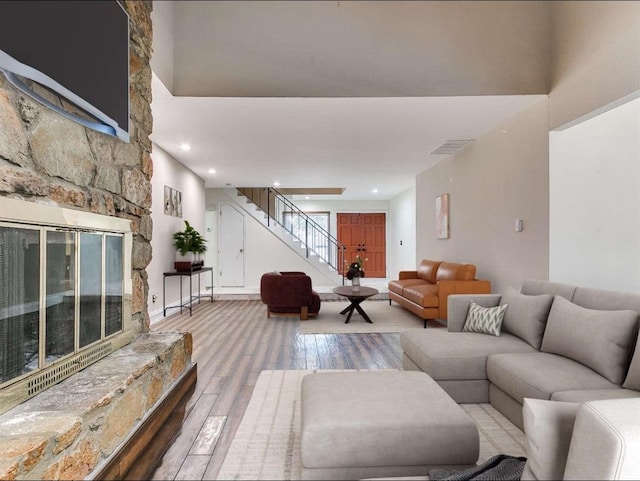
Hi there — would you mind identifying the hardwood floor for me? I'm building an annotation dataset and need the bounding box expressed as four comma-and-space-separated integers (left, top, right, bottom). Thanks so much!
149, 299, 403, 480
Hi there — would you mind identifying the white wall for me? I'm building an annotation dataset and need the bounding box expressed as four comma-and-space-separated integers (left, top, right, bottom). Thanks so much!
388, 186, 416, 277
549, 97, 640, 291
205, 189, 341, 288
148, 144, 206, 321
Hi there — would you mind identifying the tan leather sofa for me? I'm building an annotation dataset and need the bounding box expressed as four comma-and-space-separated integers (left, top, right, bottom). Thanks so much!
388, 260, 491, 326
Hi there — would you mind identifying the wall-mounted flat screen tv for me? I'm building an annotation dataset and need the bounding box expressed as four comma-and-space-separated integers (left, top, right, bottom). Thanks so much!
0, 1, 130, 142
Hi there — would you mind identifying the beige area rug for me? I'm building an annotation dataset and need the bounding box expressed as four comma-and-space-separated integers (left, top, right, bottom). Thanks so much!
299, 300, 427, 334
217, 370, 527, 480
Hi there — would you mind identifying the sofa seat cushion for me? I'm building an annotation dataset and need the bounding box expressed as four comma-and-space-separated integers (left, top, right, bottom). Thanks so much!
400, 329, 535, 381
388, 278, 426, 296
550, 388, 640, 403
402, 284, 439, 307
487, 352, 619, 404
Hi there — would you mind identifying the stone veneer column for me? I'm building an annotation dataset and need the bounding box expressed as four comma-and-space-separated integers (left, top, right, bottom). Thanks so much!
0, 0, 154, 333
0, 6, 199, 479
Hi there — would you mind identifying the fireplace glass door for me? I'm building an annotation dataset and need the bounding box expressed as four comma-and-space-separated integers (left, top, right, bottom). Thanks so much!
0, 223, 125, 387
46, 230, 76, 361
0, 226, 40, 384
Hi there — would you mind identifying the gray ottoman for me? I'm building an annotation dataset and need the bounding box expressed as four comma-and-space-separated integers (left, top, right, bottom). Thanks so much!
300, 371, 479, 480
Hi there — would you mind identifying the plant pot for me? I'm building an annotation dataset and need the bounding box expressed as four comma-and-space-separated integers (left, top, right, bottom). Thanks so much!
174, 261, 194, 272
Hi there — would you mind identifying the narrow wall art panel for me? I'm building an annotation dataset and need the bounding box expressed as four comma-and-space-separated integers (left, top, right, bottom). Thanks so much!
436, 193, 449, 239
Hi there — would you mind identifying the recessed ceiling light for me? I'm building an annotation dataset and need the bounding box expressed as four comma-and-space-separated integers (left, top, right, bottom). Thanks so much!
208, 169, 216, 174
305, 196, 311, 200
372, 189, 379, 194
180, 143, 192, 151
273, 181, 280, 187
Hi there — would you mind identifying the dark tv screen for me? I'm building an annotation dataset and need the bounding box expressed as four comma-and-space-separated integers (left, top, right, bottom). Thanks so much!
0, 1, 130, 142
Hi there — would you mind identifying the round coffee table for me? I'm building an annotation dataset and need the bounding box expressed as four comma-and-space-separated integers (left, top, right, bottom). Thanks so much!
332, 285, 379, 324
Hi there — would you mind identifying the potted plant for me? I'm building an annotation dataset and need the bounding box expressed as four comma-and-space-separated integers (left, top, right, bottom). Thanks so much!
345, 254, 367, 287
173, 220, 207, 272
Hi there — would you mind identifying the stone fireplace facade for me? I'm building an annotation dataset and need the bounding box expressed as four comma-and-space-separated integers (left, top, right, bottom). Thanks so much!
0, 2, 195, 479
0, 0, 153, 339
0, 2, 153, 356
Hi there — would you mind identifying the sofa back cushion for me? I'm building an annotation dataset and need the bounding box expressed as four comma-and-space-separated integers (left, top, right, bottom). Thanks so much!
500, 287, 554, 349
417, 259, 441, 283
520, 279, 576, 301
541, 296, 639, 384
436, 262, 476, 282
572, 286, 640, 312
623, 335, 640, 390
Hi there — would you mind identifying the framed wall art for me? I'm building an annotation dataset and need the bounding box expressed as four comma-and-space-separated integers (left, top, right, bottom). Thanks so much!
435, 193, 449, 239
164, 186, 182, 217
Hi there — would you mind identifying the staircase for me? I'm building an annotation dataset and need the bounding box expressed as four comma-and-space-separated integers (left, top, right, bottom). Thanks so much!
224, 187, 346, 284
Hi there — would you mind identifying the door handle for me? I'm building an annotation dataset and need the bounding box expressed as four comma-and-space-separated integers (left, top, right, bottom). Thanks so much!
240, 249, 243, 253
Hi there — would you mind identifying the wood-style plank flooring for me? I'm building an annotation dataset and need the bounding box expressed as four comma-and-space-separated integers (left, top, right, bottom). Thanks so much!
149, 299, 403, 480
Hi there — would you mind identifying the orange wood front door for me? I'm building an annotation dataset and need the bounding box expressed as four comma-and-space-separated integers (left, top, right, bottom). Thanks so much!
337, 213, 386, 278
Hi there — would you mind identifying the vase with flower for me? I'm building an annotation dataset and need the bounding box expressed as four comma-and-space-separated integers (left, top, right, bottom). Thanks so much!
345, 254, 367, 289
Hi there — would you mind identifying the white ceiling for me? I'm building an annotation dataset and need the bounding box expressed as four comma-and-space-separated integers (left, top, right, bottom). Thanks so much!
149, 1, 550, 200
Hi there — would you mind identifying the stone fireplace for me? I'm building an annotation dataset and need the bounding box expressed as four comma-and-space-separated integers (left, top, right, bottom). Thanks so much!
0, 2, 196, 479
0, 196, 136, 411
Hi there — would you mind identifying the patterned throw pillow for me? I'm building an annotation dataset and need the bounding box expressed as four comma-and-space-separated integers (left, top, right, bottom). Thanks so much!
462, 301, 508, 336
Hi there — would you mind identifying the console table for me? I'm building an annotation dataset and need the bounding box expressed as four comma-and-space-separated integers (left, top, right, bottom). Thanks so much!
163, 267, 214, 317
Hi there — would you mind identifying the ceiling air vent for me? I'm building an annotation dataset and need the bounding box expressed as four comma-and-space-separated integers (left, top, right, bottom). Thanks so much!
431, 139, 475, 156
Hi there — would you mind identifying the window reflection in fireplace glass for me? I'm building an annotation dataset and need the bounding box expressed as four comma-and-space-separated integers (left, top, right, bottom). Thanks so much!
0, 226, 40, 383
79, 233, 102, 348
46, 231, 76, 362
105, 235, 123, 336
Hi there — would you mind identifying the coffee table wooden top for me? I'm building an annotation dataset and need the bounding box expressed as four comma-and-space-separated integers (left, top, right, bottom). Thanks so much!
333, 286, 379, 298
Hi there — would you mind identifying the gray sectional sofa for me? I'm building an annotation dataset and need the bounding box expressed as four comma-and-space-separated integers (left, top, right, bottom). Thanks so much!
400, 279, 640, 429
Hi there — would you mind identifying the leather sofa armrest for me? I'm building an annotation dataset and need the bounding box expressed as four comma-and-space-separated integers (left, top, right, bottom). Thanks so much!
433, 279, 494, 328
398, 270, 419, 280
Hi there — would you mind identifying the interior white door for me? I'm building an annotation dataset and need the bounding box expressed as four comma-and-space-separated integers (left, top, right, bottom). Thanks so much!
219, 203, 245, 287
204, 209, 217, 287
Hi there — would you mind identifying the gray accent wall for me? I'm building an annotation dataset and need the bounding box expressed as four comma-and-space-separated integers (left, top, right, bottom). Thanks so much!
549, 1, 640, 130
415, 99, 550, 293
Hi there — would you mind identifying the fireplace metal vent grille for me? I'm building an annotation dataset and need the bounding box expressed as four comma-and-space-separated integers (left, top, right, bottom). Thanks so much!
27, 342, 112, 397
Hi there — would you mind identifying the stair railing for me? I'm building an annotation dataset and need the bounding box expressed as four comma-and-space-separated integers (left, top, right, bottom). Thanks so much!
237, 187, 346, 276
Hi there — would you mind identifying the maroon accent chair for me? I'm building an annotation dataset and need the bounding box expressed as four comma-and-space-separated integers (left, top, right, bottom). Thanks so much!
260, 271, 321, 320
